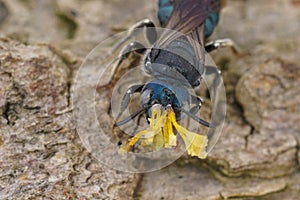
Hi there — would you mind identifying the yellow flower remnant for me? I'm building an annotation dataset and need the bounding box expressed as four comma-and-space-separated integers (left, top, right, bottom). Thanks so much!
121, 106, 208, 159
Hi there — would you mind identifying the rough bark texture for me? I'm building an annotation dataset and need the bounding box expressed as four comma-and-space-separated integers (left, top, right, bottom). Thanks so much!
0, 0, 300, 199
0, 38, 140, 199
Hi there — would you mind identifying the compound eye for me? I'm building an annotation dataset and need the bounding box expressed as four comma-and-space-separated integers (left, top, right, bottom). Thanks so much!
163, 88, 173, 98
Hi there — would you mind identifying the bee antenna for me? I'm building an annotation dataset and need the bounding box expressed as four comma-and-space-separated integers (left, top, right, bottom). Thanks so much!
180, 108, 215, 128
114, 106, 149, 127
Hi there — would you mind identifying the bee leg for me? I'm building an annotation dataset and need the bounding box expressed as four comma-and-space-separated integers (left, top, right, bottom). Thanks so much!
189, 105, 200, 115
132, 19, 157, 44
191, 80, 200, 88
180, 95, 211, 127
204, 65, 226, 125
205, 38, 241, 55
190, 95, 203, 113
181, 108, 211, 128
204, 65, 222, 101
112, 19, 157, 52
98, 42, 147, 90
114, 84, 144, 125
191, 95, 203, 105
116, 41, 147, 67
132, 113, 145, 134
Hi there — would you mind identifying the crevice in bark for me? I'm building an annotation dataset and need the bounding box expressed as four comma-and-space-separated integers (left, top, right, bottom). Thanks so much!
2, 102, 10, 124
293, 135, 300, 167
244, 126, 255, 150
132, 174, 144, 200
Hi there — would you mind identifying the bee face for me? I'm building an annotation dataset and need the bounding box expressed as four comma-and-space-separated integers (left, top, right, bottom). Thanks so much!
140, 82, 186, 122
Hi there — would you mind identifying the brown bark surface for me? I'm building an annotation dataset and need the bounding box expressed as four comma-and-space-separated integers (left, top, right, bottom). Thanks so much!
0, 0, 300, 199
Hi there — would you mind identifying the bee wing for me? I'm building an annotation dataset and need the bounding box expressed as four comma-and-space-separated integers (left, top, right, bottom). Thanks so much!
156, 0, 227, 45
155, 0, 211, 72
156, 0, 209, 47
186, 25, 206, 72
155, 0, 226, 73
165, 0, 209, 34
185, 0, 227, 63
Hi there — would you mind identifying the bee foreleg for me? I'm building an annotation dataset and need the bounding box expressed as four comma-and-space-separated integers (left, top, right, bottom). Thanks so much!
116, 84, 145, 122
132, 113, 145, 134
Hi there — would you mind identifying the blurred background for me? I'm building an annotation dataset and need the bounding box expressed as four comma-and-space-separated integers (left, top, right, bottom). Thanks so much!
0, 0, 300, 199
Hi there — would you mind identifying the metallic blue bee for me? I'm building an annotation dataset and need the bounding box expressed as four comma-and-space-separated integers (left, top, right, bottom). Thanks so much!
112, 0, 232, 131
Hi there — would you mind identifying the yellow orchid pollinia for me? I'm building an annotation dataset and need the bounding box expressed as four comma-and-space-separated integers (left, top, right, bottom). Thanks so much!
120, 106, 208, 159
